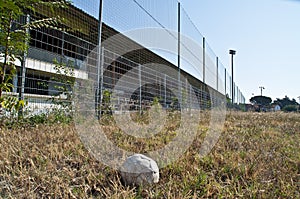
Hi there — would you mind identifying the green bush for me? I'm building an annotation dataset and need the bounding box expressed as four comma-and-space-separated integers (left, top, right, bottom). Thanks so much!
282, 105, 298, 112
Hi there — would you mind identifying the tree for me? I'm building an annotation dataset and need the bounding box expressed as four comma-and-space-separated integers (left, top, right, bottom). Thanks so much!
250, 95, 272, 111
282, 105, 298, 112
250, 95, 272, 106
0, 0, 70, 112
273, 96, 299, 109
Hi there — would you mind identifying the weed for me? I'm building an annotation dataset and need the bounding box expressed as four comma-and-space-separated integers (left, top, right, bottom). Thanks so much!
0, 112, 299, 198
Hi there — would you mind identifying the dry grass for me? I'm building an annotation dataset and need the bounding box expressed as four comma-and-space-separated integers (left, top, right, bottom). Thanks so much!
0, 111, 299, 198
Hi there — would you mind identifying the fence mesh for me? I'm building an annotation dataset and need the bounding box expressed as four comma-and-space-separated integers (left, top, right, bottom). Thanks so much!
2, 0, 246, 117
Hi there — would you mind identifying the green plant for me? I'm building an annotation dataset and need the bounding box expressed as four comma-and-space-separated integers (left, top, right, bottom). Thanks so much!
274, 96, 299, 110
249, 95, 272, 111
0, 95, 25, 112
282, 104, 298, 112
101, 89, 113, 115
0, 95, 26, 120
0, 66, 26, 118
170, 96, 179, 110
36, 58, 76, 123
0, 0, 70, 120
0, 0, 70, 98
152, 96, 160, 106
51, 59, 75, 107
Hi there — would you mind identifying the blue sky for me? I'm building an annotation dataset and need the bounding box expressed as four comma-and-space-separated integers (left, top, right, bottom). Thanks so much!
180, 0, 300, 102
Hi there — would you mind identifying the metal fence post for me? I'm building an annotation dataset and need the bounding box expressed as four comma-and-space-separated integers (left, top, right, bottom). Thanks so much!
224, 68, 226, 96
138, 64, 142, 114
96, 0, 103, 119
189, 83, 192, 110
100, 47, 104, 116
18, 14, 30, 115
177, 1, 182, 108
216, 56, 219, 91
164, 74, 167, 108
203, 37, 206, 84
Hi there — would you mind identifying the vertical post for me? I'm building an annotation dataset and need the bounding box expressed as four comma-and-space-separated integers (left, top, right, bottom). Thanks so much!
189, 83, 192, 110
237, 88, 239, 104
61, 30, 65, 57
138, 64, 142, 114
19, 14, 30, 113
216, 56, 219, 91
99, 47, 104, 116
177, 1, 181, 106
98, 0, 103, 45
185, 78, 188, 109
297, 96, 300, 112
96, 0, 103, 119
237, 87, 239, 104
96, 53, 101, 118
164, 74, 167, 108
229, 49, 236, 104
203, 37, 206, 84
224, 68, 227, 96
13, 75, 18, 93
259, 86, 265, 96
231, 54, 234, 103
112, 60, 115, 85
233, 82, 235, 104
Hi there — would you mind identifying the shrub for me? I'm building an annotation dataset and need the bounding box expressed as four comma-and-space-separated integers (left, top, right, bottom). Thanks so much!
282, 105, 298, 112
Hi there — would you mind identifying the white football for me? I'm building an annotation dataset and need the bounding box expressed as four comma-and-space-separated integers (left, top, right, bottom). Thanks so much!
120, 154, 159, 186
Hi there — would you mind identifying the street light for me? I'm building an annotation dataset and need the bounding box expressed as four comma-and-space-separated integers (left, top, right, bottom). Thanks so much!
259, 86, 265, 96
229, 49, 236, 104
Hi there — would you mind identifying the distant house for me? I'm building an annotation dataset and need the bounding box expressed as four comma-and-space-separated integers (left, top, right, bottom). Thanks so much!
274, 105, 281, 111
271, 104, 281, 112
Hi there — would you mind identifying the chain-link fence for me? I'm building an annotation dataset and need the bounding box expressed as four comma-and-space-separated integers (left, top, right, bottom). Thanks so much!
2, 0, 246, 117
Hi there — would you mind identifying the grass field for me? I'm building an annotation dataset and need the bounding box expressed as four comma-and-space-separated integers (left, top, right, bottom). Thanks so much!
0, 111, 299, 198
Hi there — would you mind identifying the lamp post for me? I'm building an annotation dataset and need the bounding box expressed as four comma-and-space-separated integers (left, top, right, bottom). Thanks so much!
229, 49, 236, 104
259, 86, 265, 96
